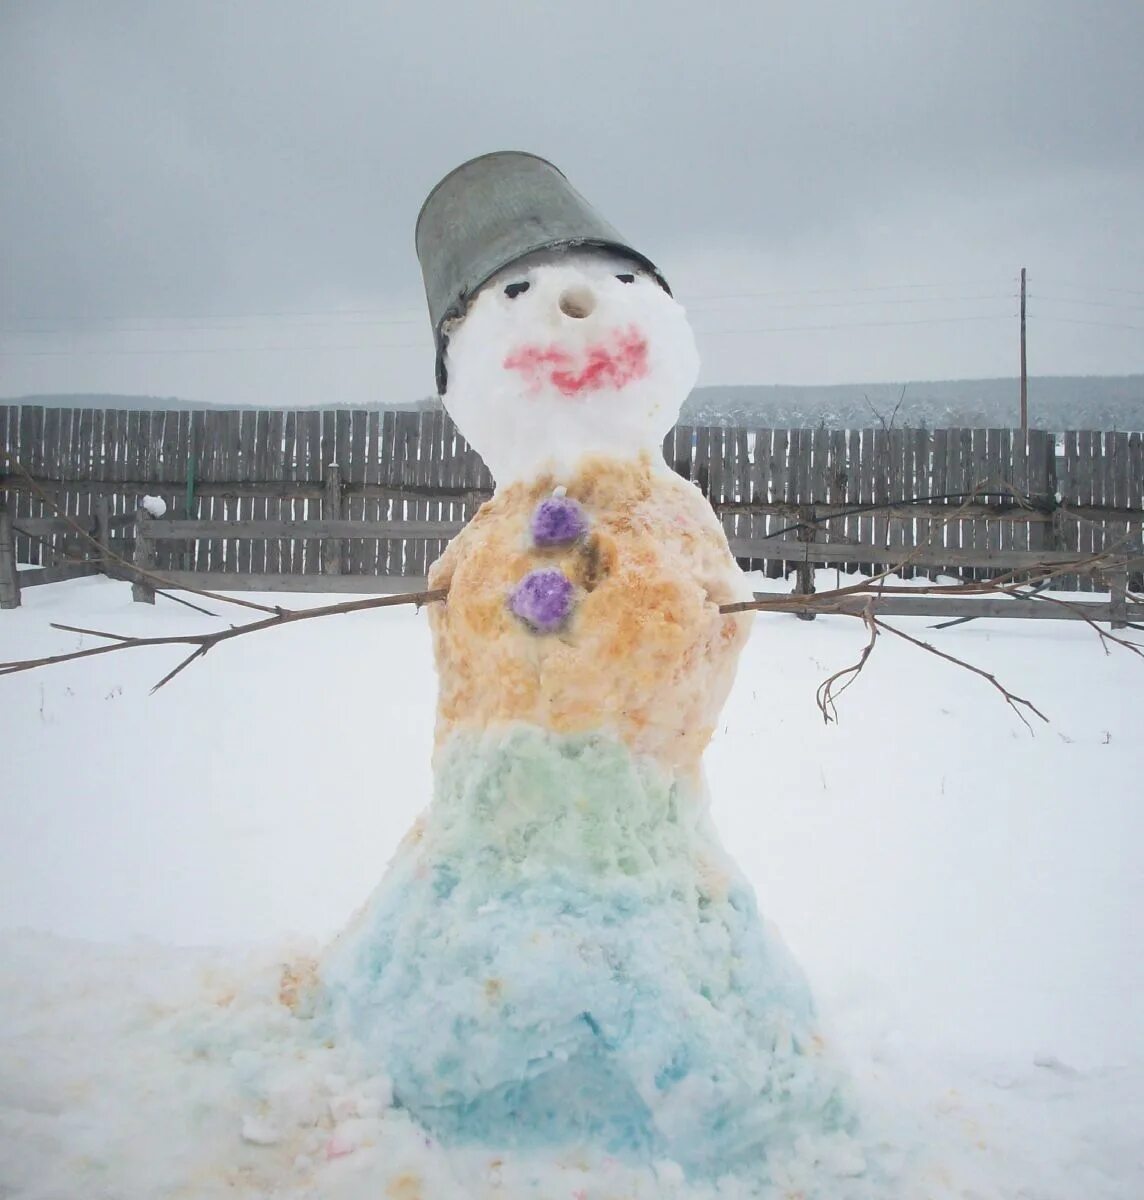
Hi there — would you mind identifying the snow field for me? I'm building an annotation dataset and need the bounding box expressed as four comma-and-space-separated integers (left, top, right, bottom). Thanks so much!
1, 574, 1141, 1197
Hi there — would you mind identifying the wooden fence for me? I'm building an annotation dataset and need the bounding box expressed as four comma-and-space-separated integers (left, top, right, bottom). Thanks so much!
2, 406, 1142, 600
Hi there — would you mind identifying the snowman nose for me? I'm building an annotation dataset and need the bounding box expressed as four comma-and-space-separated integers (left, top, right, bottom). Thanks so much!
558, 285, 596, 319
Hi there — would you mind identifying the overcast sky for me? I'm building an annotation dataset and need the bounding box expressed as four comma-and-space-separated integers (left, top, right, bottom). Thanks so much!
2, 0, 1142, 407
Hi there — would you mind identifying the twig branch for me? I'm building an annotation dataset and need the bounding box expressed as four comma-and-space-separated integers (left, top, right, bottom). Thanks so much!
1005, 586, 1144, 658
2, 463, 1139, 728
861, 384, 907, 432
815, 602, 878, 724
721, 490, 1140, 729
1, 452, 281, 615
0, 588, 448, 689
888, 383, 907, 431
871, 615, 1048, 733
155, 589, 218, 617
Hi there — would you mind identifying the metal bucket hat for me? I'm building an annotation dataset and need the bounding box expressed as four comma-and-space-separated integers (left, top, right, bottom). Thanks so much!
415, 151, 671, 393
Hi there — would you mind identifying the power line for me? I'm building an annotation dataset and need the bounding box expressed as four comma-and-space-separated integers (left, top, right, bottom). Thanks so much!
0, 278, 1007, 330
1036, 279, 1144, 299
1, 317, 429, 337
1031, 315, 1144, 333
694, 313, 1013, 337
0, 312, 1022, 359
0, 311, 428, 334
685, 279, 1001, 302
1029, 294, 1144, 313
7, 280, 1136, 355
686, 293, 1013, 313
0, 293, 1018, 337
0, 341, 431, 359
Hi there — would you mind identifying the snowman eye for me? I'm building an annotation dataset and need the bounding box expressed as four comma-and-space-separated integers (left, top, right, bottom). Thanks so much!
504, 281, 530, 298
616, 273, 635, 284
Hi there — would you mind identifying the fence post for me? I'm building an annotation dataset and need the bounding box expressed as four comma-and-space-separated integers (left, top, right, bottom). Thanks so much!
0, 503, 21, 609
794, 509, 817, 621
132, 508, 156, 604
1107, 548, 1129, 630
95, 496, 113, 578
1030, 431, 1061, 554
323, 462, 344, 575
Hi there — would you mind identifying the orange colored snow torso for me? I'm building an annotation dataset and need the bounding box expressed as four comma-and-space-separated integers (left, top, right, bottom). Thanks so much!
427, 455, 752, 772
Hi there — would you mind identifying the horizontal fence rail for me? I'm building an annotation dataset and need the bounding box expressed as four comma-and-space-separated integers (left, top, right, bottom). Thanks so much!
3, 406, 1143, 604
730, 594, 1144, 624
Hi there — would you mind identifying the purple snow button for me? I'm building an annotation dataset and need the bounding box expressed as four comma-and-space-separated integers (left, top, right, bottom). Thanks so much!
508, 568, 575, 633
530, 496, 587, 547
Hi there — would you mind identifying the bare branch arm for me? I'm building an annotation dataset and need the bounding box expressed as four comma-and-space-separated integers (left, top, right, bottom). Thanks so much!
0, 588, 448, 688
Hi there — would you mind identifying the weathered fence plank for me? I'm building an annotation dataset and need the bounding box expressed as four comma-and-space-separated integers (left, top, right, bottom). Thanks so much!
17, 563, 102, 588
282, 411, 299, 576
130, 519, 469, 541
322, 463, 344, 575
0, 504, 21, 609
15, 408, 33, 563
5, 405, 1143, 597
725, 537, 1144, 572
377, 411, 397, 577
739, 594, 1144, 623
250, 410, 269, 576
301, 410, 322, 574
132, 509, 156, 604
137, 571, 432, 594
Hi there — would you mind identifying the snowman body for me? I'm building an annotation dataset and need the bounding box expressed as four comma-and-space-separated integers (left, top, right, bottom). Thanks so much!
320, 255, 850, 1176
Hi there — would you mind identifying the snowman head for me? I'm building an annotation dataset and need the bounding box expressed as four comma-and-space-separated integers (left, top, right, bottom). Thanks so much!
441, 248, 699, 484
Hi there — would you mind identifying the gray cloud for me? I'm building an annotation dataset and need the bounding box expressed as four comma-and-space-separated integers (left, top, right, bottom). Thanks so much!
2, 0, 1142, 403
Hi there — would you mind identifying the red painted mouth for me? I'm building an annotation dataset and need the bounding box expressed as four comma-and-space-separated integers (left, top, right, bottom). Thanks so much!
503, 327, 649, 397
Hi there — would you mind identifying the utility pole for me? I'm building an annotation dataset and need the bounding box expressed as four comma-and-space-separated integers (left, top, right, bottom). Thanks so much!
1019, 267, 1028, 433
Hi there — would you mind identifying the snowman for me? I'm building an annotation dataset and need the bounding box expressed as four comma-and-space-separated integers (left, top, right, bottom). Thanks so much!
318, 153, 854, 1182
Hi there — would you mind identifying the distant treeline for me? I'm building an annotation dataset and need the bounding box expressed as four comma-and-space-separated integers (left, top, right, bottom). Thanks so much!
680, 376, 1144, 431
6, 375, 1144, 431
0, 393, 444, 414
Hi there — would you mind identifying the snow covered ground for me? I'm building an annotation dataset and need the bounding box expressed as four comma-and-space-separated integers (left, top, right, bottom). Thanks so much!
1, 573, 1141, 1198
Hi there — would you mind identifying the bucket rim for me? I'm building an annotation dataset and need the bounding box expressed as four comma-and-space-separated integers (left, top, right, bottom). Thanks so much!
432, 236, 670, 395
446, 236, 669, 310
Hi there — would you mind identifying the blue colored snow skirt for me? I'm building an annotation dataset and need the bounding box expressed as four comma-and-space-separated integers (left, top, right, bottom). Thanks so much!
320, 726, 853, 1180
